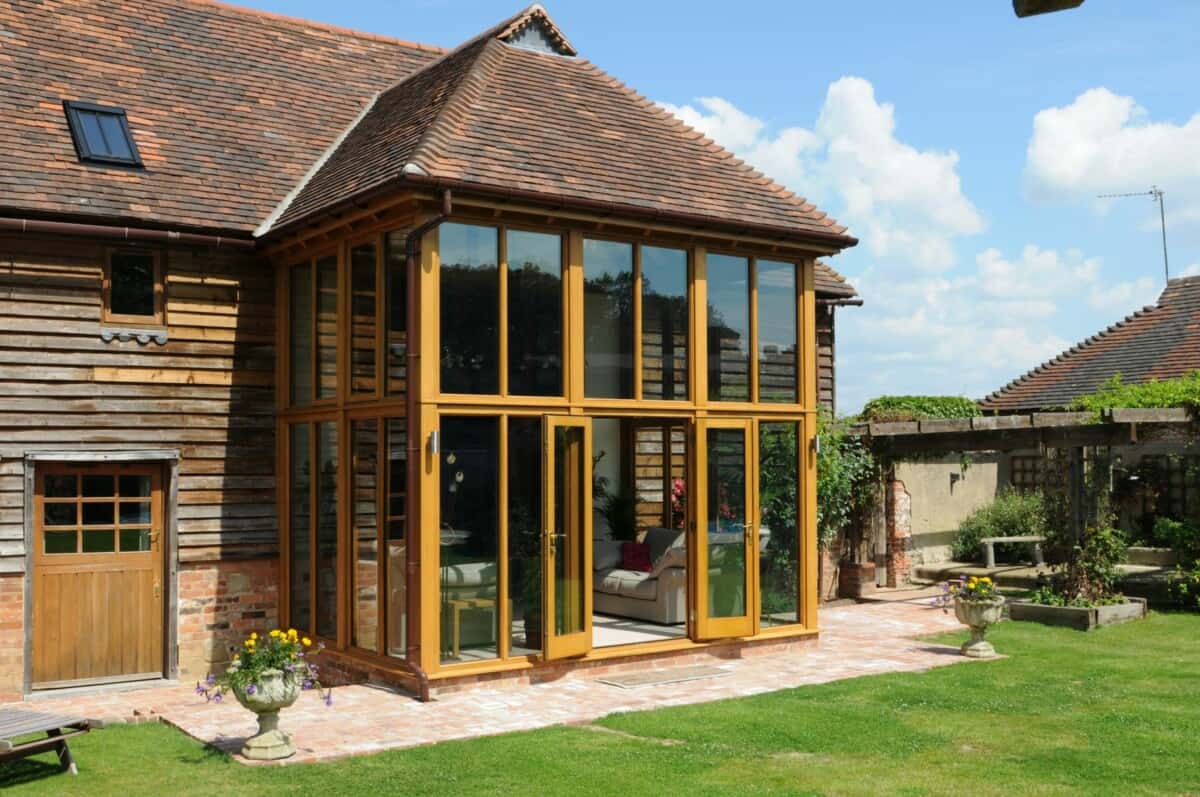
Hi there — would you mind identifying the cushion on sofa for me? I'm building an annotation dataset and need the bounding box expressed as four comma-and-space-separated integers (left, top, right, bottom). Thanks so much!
621, 541, 652, 572
440, 561, 497, 588
594, 539, 622, 571
595, 568, 658, 601
650, 544, 687, 577
643, 527, 685, 564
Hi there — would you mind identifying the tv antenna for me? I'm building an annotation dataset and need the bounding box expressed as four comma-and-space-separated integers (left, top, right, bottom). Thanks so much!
1097, 185, 1169, 282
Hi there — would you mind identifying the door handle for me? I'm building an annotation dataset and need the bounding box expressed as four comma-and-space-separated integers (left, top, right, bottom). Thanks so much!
153, 577, 161, 599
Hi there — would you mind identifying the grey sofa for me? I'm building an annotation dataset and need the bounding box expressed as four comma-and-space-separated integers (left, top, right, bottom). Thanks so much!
593, 527, 687, 625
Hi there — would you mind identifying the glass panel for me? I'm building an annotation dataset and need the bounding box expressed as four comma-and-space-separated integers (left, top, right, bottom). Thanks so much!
44, 474, 76, 498
508, 417, 542, 655
119, 501, 151, 526
82, 529, 116, 553
120, 529, 151, 552
760, 422, 800, 627
707, 255, 751, 402
707, 427, 747, 618
119, 475, 151, 497
109, 252, 156, 317
97, 112, 134, 159
350, 243, 378, 395
79, 111, 106, 154
385, 232, 408, 397
583, 239, 634, 398
316, 256, 338, 400
289, 423, 312, 632
439, 416, 499, 663
82, 502, 114, 526
553, 424, 587, 637
352, 420, 380, 652
43, 503, 75, 527
440, 224, 499, 395
290, 263, 313, 405
315, 421, 339, 639
386, 418, 408, 658
641, 246, 688, 400
758, 261, 798, 403
82, 474, 115, 497
44, 530, 77, 554
507, 230, 563, 396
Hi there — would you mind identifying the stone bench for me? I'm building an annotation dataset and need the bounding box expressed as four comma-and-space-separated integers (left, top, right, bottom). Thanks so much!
981, 535, 1046, 569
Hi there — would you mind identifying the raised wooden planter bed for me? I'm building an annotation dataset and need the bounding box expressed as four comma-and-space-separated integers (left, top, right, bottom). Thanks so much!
1009, 597, 1147, 631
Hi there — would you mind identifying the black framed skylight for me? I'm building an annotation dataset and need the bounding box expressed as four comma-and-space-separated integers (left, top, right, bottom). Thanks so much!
62, 100, 142, 166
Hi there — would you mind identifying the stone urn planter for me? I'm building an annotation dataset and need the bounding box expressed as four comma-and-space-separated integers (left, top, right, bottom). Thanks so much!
953, 595, 1005, 658
232, 668, 300, 760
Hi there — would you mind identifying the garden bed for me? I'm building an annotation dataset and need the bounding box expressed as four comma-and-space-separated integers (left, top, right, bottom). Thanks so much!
1009, 596, 1147, 631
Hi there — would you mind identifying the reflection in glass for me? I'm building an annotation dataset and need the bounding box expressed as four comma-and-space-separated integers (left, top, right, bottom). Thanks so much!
82, 475, 114, 497
82, 502, 114, 526
386, 418, 407, 657
289, 424, 312, 632
707, 427, 747, 618
508, 417, 542, 654
507, 230, 562, 396
553, 425, 587, 636
759, 423, 800, 627
119, 475, 151, 497
583, 239, 634, 398
44, 530, 76, 554
120, 529, 151, 552
641, 246, 688, 400
350, 243, 378, 395
758, 261, 798, 403
119, 502, 151, 525
290, 263, 312, 405
439, 416, 499, 663
385, 233, 407, 397
109, 253, 156, 317
82, 529, 115, 553
706, 255, 750, 402
316, 421, 339, 639
44, 475, 76, 498
440, 224, 499, 394
316, 256, 338, 400
43, 503, 75, 527
352, 420, 380, 652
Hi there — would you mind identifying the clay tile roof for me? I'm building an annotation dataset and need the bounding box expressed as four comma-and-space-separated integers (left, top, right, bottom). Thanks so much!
980, 276, 1200, 412
0, 0, 442, 234
268, 7, 854, 247
814, 262, 858, 300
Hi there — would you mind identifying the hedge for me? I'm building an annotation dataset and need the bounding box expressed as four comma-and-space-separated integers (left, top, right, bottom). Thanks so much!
860, 395, 981, 423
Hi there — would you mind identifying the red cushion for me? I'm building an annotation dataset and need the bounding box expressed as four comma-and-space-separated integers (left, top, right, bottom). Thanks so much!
620, 541, 652, 572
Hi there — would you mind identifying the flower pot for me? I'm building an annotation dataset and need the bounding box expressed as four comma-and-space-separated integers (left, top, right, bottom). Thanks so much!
232, 668, 301, 760
953, 595, 1005, 658
838, 561, 877, 599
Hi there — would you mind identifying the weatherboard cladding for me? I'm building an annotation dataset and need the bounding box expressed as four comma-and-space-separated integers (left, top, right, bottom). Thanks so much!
980, 276, 1200, 412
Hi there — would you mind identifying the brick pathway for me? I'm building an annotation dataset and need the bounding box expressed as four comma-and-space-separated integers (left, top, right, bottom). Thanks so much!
17, 598, 968, 765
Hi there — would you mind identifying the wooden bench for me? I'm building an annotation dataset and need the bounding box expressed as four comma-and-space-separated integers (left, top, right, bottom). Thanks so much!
0, 709, 90, 776
981, 535, 1046, 569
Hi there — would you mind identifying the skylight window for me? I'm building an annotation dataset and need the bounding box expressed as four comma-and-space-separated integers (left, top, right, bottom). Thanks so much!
62, 100, 142, 166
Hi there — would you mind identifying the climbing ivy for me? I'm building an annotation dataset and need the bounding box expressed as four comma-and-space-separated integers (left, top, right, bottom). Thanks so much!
1068, 371, 1200, 417
816, 411, 877, 549
860, 395, 981, 423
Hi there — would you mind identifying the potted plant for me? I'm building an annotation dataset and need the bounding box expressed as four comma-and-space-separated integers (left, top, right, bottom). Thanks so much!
939, 575, 1004, 658
197, 628, 331, 760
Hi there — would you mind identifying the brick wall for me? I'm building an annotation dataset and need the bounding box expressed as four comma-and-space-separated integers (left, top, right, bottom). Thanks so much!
0, 574, 23, 701
177, 558, 279, 679
885, 478, 913, 587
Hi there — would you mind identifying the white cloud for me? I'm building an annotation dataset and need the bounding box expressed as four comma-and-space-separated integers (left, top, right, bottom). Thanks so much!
662, 77, 984, 272
1181, 263, 1200, 278
1026, 87, 1200, 230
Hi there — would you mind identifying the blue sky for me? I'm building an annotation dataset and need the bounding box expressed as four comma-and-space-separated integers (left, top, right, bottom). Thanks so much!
243, 0, 1200, 413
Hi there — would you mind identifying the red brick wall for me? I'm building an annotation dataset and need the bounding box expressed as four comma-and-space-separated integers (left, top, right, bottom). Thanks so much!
178, 558, 279, 679
885, 478, 913, 587
0, 574, 23, 701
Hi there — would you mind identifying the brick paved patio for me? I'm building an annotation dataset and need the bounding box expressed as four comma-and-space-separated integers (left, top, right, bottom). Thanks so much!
16, 596, 970, 765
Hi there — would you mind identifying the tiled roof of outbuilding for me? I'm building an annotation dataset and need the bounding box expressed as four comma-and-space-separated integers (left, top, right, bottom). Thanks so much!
980, 276, 1200, 412
814, 262, 858, 299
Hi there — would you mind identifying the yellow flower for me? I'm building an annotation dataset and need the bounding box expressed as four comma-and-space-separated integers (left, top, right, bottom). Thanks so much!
232, 655, 240, 662
302, 637, 312, 647
250, 632, 258, 640
981, 577, 992, 584
269, 629, 281, 638
245, 638, 255, 648
288, 628, 297, 637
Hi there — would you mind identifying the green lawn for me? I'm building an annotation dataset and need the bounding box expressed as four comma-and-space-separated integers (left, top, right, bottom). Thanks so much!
4, 613, 1199, 796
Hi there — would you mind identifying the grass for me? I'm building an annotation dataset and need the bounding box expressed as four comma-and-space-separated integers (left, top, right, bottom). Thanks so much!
3, 613, 1199, 796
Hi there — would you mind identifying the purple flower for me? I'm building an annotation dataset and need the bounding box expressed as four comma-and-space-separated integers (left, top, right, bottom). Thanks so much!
205, 675, 215, 686
285, 663, 295, 673
245, 684, 257, 695
195, 682, 206, 695
302, 678, 314, 690
324, 693, 333, 707
213, 692, 223, 703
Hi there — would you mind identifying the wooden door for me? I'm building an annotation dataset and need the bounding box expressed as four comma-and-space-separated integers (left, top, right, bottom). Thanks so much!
32, 464, 165, 688
693, 418, 758, 640
542, 416, 592, 660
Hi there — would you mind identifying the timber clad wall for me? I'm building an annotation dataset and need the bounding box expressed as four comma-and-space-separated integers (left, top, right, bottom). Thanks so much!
0, 233, 277, 572
816, 305, 836, 412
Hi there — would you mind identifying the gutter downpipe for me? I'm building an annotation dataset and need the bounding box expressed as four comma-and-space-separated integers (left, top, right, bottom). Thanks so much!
0, 216, 255, 249
402, 188, 452, 702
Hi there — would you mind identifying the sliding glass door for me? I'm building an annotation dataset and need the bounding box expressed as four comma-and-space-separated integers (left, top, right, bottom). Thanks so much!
542, 416, 593, 659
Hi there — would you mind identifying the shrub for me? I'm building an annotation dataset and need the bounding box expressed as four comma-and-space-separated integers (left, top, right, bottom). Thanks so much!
816, 412, 876, 550
861, 395, 981, 423
952, 490, 1048, 562
1153, 516, 1200, 565
1168, 566, 1200, 610
1068, 371, 1200, 417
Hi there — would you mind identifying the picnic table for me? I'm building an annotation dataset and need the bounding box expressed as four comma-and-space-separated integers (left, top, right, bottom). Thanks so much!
0, 708, 90, 776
